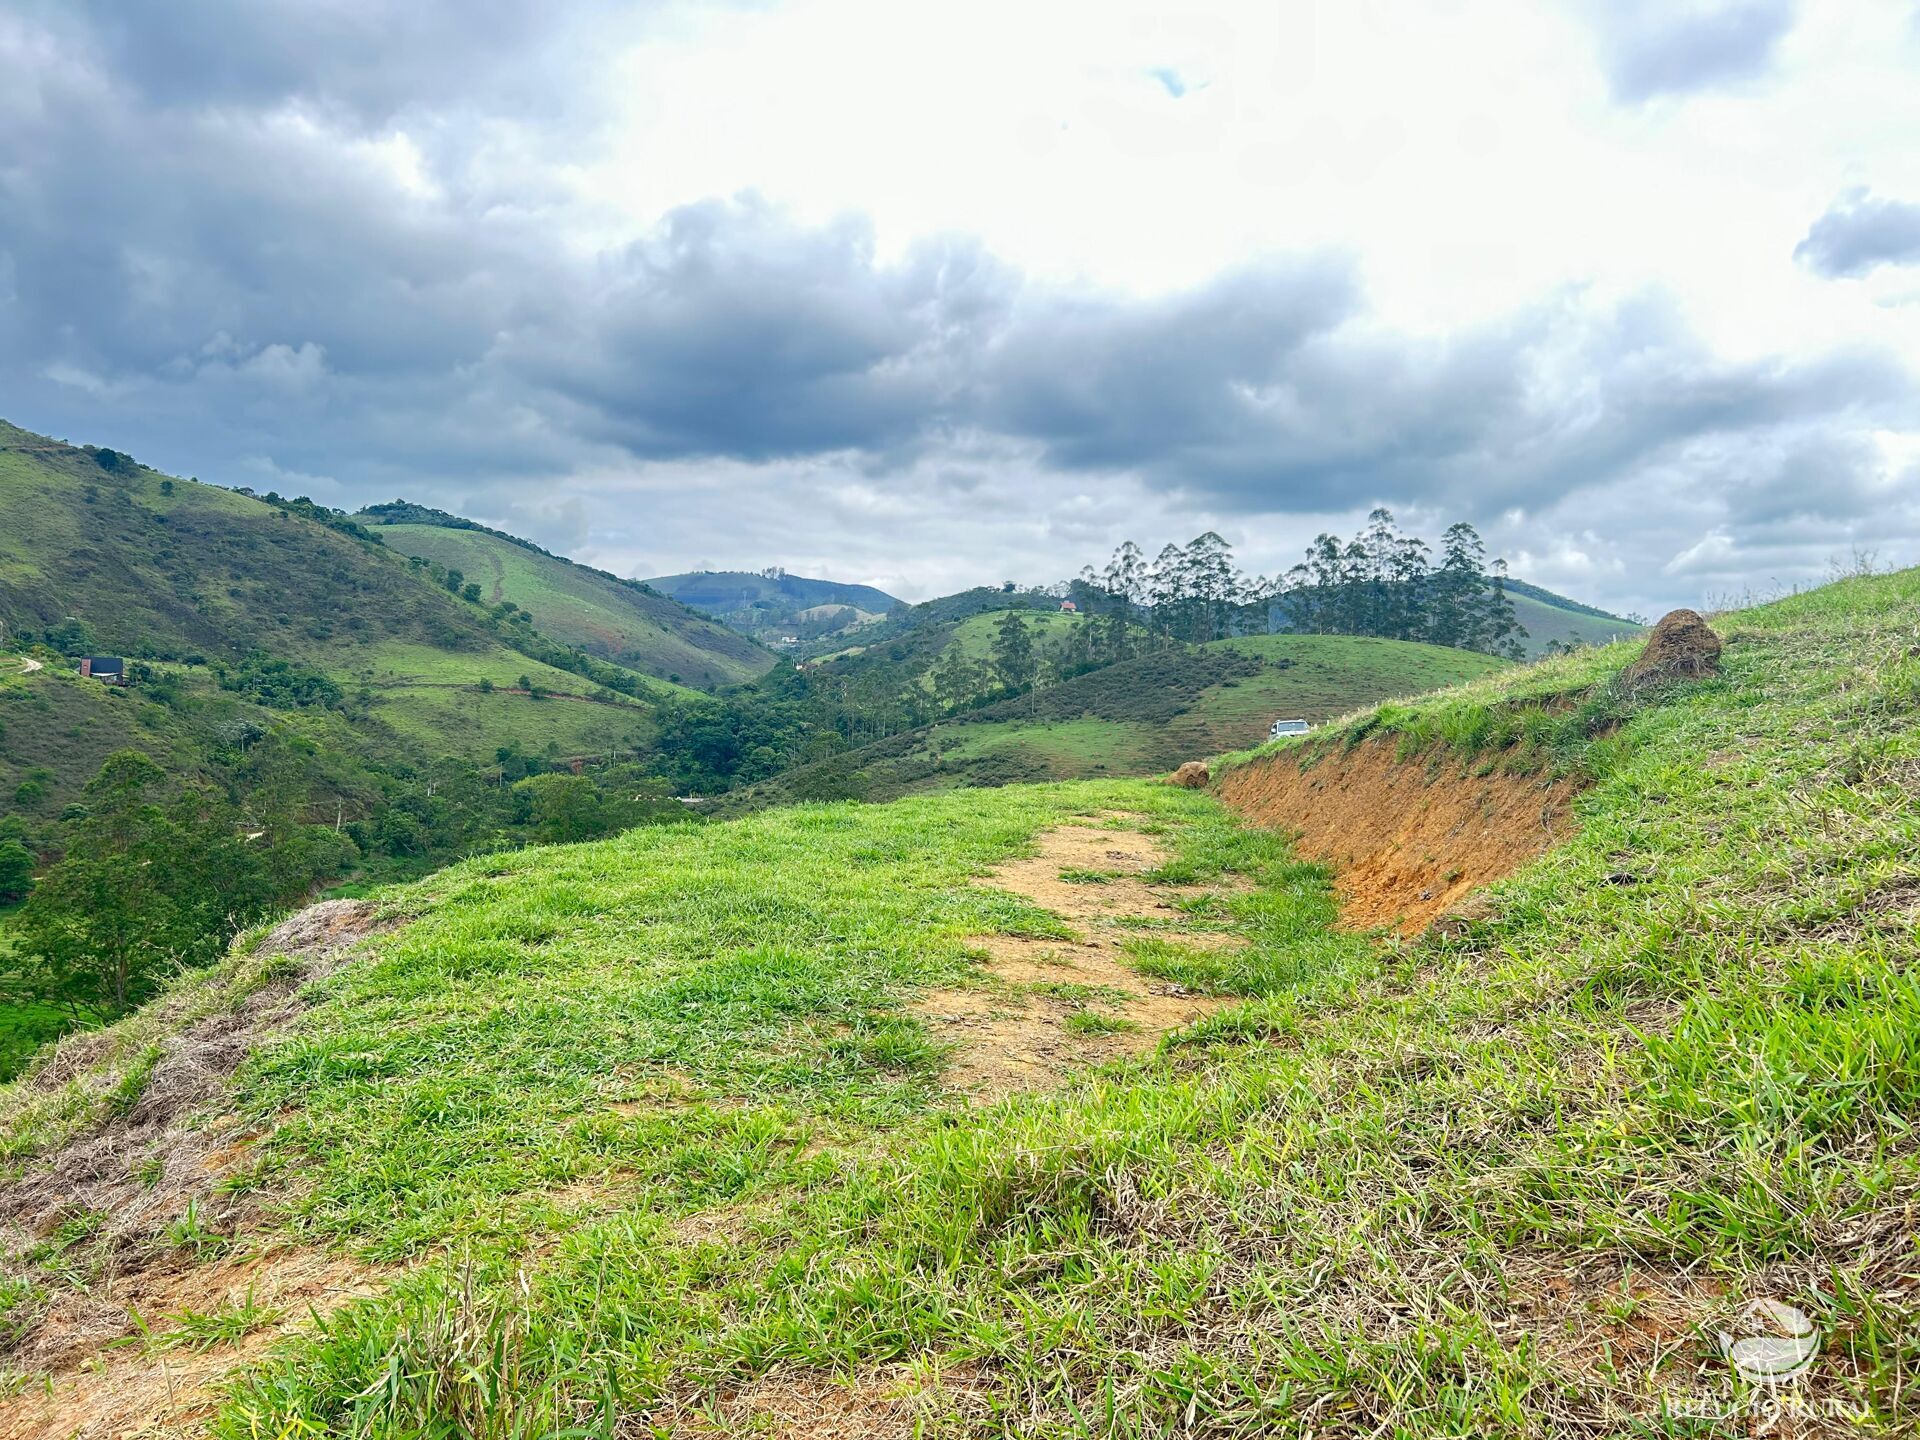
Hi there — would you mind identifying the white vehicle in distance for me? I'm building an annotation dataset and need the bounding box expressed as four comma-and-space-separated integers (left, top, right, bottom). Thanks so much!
1268, 718, 1312, 740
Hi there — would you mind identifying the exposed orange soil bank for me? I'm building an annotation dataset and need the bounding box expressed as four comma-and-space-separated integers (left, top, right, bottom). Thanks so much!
1215, 739, 1581, 933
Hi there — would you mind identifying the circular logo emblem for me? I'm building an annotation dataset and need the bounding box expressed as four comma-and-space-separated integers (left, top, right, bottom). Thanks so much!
1719, 1299, 1820, 1384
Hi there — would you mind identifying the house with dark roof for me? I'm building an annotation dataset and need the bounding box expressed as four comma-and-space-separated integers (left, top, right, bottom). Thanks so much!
78, 656, 127, 684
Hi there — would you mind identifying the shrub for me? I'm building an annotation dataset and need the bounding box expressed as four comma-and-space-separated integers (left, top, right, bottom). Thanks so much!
0, 839, 34, 904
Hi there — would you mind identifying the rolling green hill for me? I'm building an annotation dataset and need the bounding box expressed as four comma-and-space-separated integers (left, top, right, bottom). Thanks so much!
0, 423, 682, 800
3, 569, 1912, 1434
1502, 580, 1644, 655
809, 605, 1091, 695
796, 584, 1061, 659
920, 607, 1084, 672
363, 514, 775, 689
733, 633, 1509, 806
843, 578, 1636, 667
647, 568, 902, 646
0, 423, 694, 1079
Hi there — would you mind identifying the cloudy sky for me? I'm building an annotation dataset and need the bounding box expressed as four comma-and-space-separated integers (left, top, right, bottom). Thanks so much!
3, 0, 1917, 614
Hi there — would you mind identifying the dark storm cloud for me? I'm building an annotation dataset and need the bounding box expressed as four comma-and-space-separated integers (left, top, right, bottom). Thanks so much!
494, 203, 1019, 461
1583, 0, 1796, 102
1795, 189, 1920, 278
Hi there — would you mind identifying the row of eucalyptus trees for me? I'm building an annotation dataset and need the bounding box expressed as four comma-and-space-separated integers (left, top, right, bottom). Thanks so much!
1069, 509, 1525, 659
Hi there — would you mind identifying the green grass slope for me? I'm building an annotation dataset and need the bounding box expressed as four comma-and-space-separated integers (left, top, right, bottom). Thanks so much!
3, 567, 1914, 1433
1504, 583, 1645, 656
0, 422, 675, 779
367, 520, 775, 689
0, 423, 484, 670
747, 633, 1508, 805
796, 584, 1061, 659
926, 608, 1084, 671
805, 603, 1089, 688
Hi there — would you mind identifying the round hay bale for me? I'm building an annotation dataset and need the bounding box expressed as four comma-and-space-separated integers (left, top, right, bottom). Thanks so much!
1170, 761, 1211, 789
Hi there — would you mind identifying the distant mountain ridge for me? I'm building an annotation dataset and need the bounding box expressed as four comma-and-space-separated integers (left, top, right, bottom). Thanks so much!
649, 568, 902, 614
647, 568, 903, 646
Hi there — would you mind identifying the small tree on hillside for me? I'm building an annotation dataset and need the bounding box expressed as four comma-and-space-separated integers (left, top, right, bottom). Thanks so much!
990, 611, 1037, 697
930, 642, 986, 713
514, 774, 603, 844
14, 752, 262, 1017
0, 840, 34, 905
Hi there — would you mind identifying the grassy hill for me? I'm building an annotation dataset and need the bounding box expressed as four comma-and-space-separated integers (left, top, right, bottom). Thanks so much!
1, 568, 1913, 1433
1502, 579, 1645, 655
802, 603, 1086, 688
647, 568, 902, 646
849, 580, 1636, 667
0, 423, 683, 805
363, 514, 775, 689
796, 584, 1062, 660
920, 607, 1084, 674
736, 633, 1509, 806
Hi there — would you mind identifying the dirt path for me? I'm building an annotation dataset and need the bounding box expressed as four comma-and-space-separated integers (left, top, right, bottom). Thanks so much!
0, 825, 1249, 1434
15, 657, 41, 674
477, 545, 507, 606
916, 819, 1244, 1102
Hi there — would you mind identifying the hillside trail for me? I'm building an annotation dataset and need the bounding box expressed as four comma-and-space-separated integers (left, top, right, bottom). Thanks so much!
913, 815, 1245, 1102
15, 657, 41, 674
0, 821, 1246, 1438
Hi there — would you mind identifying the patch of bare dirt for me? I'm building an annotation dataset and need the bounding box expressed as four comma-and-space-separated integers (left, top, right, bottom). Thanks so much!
0, 1248, 389, 1440
916, 823, 1240, 1102
663, 1360, 991, 1438
2, 902, 391, 1249
0, 900, 397, 1438
1216, 740, 1580, 934
1500, 1251, 1900, 1436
